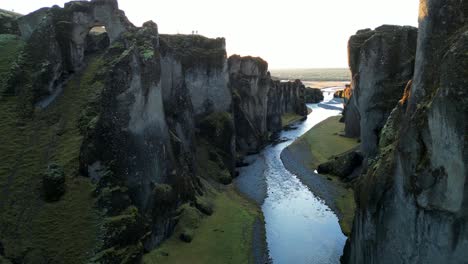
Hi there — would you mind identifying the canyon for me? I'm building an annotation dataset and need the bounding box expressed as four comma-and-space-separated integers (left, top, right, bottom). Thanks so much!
0, 0, 466, 263
0, 1, 308, 263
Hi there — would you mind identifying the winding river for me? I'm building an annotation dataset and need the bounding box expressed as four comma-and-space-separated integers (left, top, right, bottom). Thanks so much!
236, 89, 347, 264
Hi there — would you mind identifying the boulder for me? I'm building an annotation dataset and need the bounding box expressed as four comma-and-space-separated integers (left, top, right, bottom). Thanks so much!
317, 151, 363, 180
304, 87, 324, 103
42, 163, 65, 202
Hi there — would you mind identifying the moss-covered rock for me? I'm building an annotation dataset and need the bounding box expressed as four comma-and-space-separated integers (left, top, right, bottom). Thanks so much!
195, 196, 214, 216
304, 87, 324, 103
42, 163, 66, 202
153, 184, 175, 206
199, 111, 234, 156
0, 9, 21, 35
103, 206, 142, 248
317, 151, 363, 180
159, 34, 226, 71
179, 229, 194, 243
92, 243, 143, 264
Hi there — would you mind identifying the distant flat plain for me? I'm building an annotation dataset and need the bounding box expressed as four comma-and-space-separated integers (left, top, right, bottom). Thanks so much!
270, 68, 350, 89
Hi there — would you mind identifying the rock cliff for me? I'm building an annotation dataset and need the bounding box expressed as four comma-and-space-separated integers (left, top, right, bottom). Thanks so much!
229, 55, 308, 153
344, 25, 418, 158
304, 87, 324, 103
344, 0, 468, 263
0, 9, 21, 35
0, 1, 307, 263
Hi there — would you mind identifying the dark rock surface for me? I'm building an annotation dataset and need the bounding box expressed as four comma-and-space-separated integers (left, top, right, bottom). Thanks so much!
343, 25, 418, 157
0, 9, 21, 35
345, 1, 468, 263
304, 87, 324, 103
229, 55, 271, 153
229, 55, 308, 154
317, 150, 362, 180
42, 163, 66, 202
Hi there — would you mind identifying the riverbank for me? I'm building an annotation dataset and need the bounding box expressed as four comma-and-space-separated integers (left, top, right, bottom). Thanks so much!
281, 113, 305, 127
281, 116, 359, 235
143, 181, 266, 264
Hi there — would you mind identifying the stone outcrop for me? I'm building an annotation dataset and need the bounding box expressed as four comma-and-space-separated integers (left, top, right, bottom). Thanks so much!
229, 55, 308, 153
317, 150, 363, 181
344, 1, 468, 263
344, 25, 418, 157
304, 87, 324, 103
267, 79, 308, 132
8, 0, 134, 106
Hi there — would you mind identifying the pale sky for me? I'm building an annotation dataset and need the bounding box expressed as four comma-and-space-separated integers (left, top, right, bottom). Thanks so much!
2, 0, 419, 69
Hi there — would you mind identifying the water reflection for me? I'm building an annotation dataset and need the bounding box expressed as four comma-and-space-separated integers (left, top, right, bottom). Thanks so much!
237, 88, 347, 264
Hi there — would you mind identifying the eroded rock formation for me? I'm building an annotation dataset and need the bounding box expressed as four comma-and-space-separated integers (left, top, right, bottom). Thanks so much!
229, 55, 308, 153
344, 1, 468, 263
304, 87, 324, 103
0, 1, 307, 262
344, 25, 418, 157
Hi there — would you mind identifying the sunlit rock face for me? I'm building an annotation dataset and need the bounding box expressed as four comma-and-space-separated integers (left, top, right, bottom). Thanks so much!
344, 0, 468, 263
344, 25, 417, 158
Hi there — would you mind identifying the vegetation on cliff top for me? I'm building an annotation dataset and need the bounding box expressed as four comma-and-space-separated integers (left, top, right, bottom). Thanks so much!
0, 34, 104, 262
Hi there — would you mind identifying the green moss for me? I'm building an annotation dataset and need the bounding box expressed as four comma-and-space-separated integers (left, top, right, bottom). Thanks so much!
195, 140, 232, 184
143, 186, 260, 264
0, 54, 105, 263
281, 112, 304, 127
335, 186, 355, 236
0, 34, 24, 93
141, 49, 155, 61
159, 34, 226, 71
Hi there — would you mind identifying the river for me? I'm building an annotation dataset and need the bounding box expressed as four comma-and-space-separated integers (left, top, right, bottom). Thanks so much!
235, 88, 347, 264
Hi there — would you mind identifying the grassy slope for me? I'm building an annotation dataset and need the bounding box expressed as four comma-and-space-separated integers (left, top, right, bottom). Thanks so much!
289, 116, 358, 235
0, 34, 103, 263
143, 185, 261, 264
281, 113, 304, 127
297, 116, 358, 168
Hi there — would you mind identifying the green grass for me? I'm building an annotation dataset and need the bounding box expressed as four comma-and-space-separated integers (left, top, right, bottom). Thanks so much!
143, 185, 261, 264
289, 115, 359, 235
0, 34, 23, 92
295, 116, 359, 169
281, 112, 304, 127
0, 38, 104, 262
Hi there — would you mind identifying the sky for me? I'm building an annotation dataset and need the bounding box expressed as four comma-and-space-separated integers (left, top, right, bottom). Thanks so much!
2, 0, 419, 69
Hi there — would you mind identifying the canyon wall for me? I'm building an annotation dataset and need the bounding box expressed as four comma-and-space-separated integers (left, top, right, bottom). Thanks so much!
0, 1, 307, 263
344, 25, 417, 157
344, 0, 468, 263
229, 55, 308, 153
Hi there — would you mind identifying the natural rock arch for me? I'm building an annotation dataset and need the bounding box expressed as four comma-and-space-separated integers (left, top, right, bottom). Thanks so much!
18, 0, 134, 69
